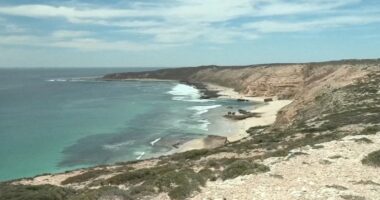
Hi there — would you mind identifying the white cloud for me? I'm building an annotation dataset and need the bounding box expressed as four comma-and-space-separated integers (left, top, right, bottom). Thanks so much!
51, 38, 170, 51
0, 5, 146, 19
0, 0, 362, 23
0, 34, 175, 51
251, 0, 361, 16
243, 15, 380, 33
0, 0, 378, 51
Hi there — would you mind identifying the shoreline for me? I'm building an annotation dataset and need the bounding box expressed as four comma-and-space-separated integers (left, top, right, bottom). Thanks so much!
172, 83, 293, 153
12, 80, 292, 184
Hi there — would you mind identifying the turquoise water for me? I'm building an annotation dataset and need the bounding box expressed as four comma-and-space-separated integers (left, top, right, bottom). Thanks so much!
0, 68, 251, 181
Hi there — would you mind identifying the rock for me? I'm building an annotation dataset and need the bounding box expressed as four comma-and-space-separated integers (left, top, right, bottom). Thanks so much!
264, 98, 273, 102
204, 135, 229, 148
224, 110, 261, 120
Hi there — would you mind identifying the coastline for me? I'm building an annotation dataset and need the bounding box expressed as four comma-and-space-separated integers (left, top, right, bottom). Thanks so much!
172, 83, 292, 153
12, 80, 292, 185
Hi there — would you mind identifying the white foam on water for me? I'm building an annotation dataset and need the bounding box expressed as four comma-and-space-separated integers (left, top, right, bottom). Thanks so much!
188, 105, 221, 115
167, 84, 199, 97
197, 119, 211, 131
136, 152, 145, 160
150, 138, 161, 146
167, 84, 215, 102
47, 78, 67, 82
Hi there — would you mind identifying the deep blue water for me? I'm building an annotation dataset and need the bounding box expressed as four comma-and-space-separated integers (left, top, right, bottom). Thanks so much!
0, 68, 251, 181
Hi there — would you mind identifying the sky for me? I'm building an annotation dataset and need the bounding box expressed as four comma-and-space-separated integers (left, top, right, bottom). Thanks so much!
0, 0, 379, 68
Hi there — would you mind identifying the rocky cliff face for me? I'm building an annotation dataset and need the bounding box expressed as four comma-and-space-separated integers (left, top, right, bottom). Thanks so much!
104, 59, 380, 128
189, 65, 305, 99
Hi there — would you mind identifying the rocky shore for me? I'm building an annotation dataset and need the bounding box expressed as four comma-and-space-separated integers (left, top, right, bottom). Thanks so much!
1, 59, 380, 200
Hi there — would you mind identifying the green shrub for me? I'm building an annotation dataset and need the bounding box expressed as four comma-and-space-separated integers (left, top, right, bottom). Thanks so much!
206, 157, 240, 169
106, 165, 207, 200
198, 168, 215, 180
361, 126, 380, 135
71, 187, 133, 200
0, 184, 74, 200
61, 169, 109, 185
171, 149, 210, 161
154, 168, 206, 199
362, 150, 380, 167
340, 195, 365, 200
221, 160, 269, 180
352, 137, 373, 144
246, 126, 269, 136
107, 165, 174, 185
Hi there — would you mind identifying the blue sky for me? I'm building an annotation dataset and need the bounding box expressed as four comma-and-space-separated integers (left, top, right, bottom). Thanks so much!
0, 0, 379, 67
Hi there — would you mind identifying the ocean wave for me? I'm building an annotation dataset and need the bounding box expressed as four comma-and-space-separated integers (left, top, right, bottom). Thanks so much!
47, 78, 68, 82
150, 138, 161, 146
198, 119, 211, 131
167, 84, 213, 102
135, 152, 145, 160
167, 84, 200, 97
188, 105, 221, 115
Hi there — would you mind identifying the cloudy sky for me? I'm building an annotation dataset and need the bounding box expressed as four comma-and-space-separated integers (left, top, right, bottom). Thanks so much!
0, 0, 379, 67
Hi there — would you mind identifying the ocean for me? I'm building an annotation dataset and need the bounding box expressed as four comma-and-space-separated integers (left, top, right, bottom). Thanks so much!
0, 68, 252, 181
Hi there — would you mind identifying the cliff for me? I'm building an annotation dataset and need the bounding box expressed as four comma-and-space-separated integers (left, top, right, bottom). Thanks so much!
1, 59, 380, 200
104, 59, 379, 128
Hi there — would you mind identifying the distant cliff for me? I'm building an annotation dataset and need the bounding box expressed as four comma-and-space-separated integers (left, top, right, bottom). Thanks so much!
103, 59, 379, 100
104, 59, 380, 128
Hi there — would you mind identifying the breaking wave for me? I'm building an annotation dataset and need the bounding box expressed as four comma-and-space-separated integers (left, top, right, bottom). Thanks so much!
167, 84, 213, 102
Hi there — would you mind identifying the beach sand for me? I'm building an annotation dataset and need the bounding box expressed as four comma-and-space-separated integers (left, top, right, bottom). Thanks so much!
175, 83, 292, 152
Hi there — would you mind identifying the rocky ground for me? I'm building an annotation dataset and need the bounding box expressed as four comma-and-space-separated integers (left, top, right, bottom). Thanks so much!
191, 133, 380, 200
1, 59, 379, 200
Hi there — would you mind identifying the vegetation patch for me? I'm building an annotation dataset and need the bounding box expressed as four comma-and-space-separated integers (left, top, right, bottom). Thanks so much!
206, 157, 239, 169
61, 169, 109, 185
325, 184, 348, 190
71, 187, 132, 200
286, 152, 309, 160
328, 155, 342, 159
353, 180, 380, 186
170, 149, 210, 161
107, 165, 175, 185
221, 160, 269, 180
340, 195, 366, 200
351, 137, 373, 144
0, 184, 75, 200
104, 164, 208, 200
246, 125, 269, 136
154, 169, 206, 200
269, 174, 284, 179
360, 126, 380, 135
361, 150, 380, 167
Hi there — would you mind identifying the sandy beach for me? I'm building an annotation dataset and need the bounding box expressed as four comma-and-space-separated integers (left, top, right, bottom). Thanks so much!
174, 83, 292, 152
